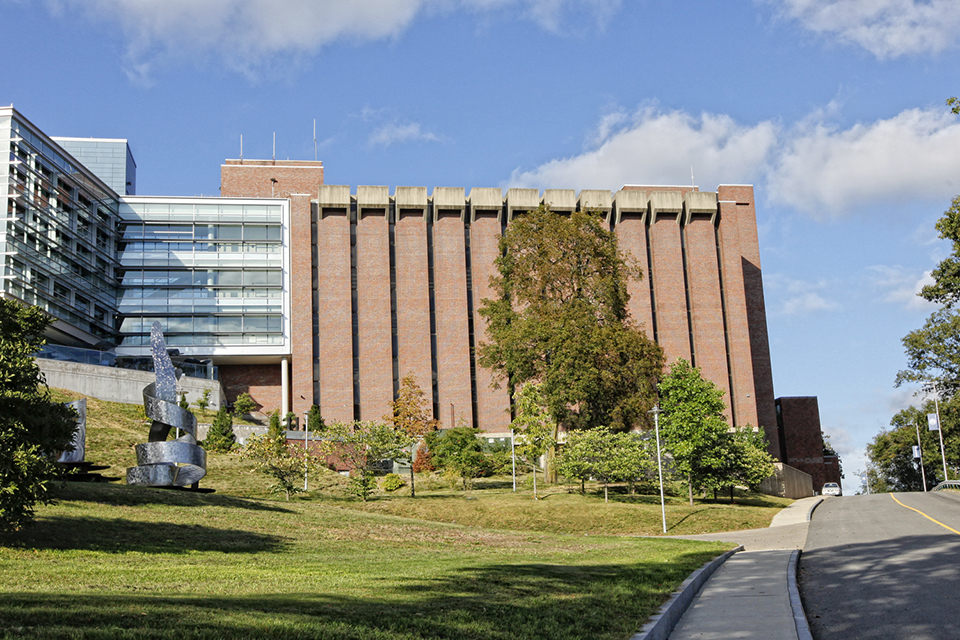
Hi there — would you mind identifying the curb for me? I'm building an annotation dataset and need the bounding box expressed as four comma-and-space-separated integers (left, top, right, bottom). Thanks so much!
630, 545, 743, 640
805, 497, 823, 522
788, 549, 813, 640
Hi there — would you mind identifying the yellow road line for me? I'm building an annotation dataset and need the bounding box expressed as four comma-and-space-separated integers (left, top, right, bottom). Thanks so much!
890, 493, 960, 535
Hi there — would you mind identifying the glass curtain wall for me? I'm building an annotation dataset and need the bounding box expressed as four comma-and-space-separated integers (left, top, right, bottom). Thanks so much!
116, 199, 288, 353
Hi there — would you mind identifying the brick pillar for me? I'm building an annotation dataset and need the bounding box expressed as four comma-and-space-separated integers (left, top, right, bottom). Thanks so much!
612, 190, 655, 336
469, 189, 511, 432
719, 185, 778, 452
647, 191, 691, 365
394, 188, 433, 404
316, 186, 354, 424
290, 194, 314, 416
716, 198, 761, 432
432, 188, 473, 429
355, 187, 393, 422
683, 191, 733, 423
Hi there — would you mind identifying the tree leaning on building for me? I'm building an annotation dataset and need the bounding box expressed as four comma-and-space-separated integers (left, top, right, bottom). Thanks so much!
477, 205, 664, 436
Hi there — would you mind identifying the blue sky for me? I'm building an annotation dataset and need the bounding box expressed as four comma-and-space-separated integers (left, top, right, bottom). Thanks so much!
5, 0, 960, 493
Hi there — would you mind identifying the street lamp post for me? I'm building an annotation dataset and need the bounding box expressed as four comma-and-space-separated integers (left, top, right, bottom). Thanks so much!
647, 405, 667, 534
304, 411, 310, 492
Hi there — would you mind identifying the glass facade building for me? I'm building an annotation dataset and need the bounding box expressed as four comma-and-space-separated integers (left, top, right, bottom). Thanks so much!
115, 196, 291, 359
53, 137, 137, 196
1, 107, 122, 346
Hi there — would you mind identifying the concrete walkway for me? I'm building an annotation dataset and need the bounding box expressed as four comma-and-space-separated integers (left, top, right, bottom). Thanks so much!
635, 497, 822, 640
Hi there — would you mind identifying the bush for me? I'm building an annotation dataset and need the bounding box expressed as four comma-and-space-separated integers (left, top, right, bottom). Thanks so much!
380, 473, 404, 492
412, 445, 435, 472
232, 392, 256, 416
203, 407, 235, 452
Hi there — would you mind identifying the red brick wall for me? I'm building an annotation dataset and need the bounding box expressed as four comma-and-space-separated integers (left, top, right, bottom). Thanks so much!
290, 194, 314, 416
470, 211, 511, 431
432, 211, 473, 429
355, 208, 393, 421
394, 210, 433, 403
648, 212, 691, 365
316, 207, 354, 424
219, 364, 282, 413
220, 160, 324, 198
778, 396, 831, 489
717, 199, 761, 433
615, 214, 656, 336
684, 217, 732, 421
719, 186, 778, 441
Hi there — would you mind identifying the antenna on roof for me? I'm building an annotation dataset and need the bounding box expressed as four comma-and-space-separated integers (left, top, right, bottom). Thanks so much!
313, 119, 317, 162
240, 134, 243, 162
272, 132, 276, 163
690, 165, 695, 187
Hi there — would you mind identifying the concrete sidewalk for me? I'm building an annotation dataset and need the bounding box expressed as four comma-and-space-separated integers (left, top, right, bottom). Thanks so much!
635, 496, 822, 640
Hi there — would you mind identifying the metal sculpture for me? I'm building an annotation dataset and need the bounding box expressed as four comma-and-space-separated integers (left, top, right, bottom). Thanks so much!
126, 322, 207, 487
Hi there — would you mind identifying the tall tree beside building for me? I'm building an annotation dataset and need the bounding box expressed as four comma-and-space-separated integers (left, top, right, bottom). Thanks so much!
0, 299, 78, 531
477, 205, 664, 433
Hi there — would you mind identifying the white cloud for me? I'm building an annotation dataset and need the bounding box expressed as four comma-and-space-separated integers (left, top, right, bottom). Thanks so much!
509, 103, 960, 219
765, 275, 840, 316
772, 0, 960, 58
768, 108, 960, 217
43, 0, 620, 79
508, 106, 779, 190
368, 122, 440, 146
867, 265, 938, 311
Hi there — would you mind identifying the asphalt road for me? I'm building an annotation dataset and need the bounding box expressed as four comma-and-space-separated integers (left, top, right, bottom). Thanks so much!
800, 492, 960, 640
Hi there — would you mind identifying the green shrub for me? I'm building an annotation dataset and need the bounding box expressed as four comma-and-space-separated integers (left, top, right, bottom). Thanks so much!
232, 392, 256, 416
381, 473, 404, 492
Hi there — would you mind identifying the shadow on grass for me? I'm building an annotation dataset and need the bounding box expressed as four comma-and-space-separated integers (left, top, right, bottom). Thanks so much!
53, 482, 295, 514
1, 515, 286, 554
665, 509, 709, 533
0, 551, 723, 640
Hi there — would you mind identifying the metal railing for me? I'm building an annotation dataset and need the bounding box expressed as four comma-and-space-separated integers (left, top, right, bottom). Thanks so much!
932, 480, 960, 492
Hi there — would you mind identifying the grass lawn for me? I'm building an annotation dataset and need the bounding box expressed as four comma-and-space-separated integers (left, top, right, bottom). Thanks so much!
1, 483, 730, 640
0, 389, 790, 638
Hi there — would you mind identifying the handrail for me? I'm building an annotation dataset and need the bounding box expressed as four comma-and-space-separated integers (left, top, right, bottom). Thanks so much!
932, 480, 960, 491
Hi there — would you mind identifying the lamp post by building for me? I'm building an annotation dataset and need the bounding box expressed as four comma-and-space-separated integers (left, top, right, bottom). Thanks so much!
304, 411, 310, 492
647, 405, 668, 534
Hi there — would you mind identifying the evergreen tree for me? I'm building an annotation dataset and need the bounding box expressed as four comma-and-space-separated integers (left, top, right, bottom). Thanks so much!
204, 406, 236, 452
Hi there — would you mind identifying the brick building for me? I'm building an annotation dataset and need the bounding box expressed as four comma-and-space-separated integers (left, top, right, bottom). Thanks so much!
2, 103, 837, 479
218, 161, 784, 455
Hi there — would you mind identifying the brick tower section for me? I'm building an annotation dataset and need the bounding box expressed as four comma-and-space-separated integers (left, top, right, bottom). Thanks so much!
646, 192, 691, 365
432, 190, 473, 429
393, 188, 434, 403
316, 187, 354, 424
469, 200, 511, 432
718, 185, 778, 450
683, 192, 733, 420
776, 396, 830, 489
716, 198, 761, 431
355, 187, 393, 422
613, 191, 655, 337
219, 159, 324, 416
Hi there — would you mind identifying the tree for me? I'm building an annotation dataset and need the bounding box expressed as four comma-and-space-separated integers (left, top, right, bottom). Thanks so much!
386, 375, 437, 497
424, 425, 488, 491
193, 388, 211, 418
267, 411, 287, 457
511, 381, 555, 499
721, 427, 777, 501
949, 96, 959, 115
203, 406, 236, 452
319, 421, 407, 501
658, 359, 735, 504
477, 205, 664, 440
868, 400, 958, 492
306, 404, 325, 433
239, 433, 317, 500
0, 299, 78, 531
232, 392, 256, 417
